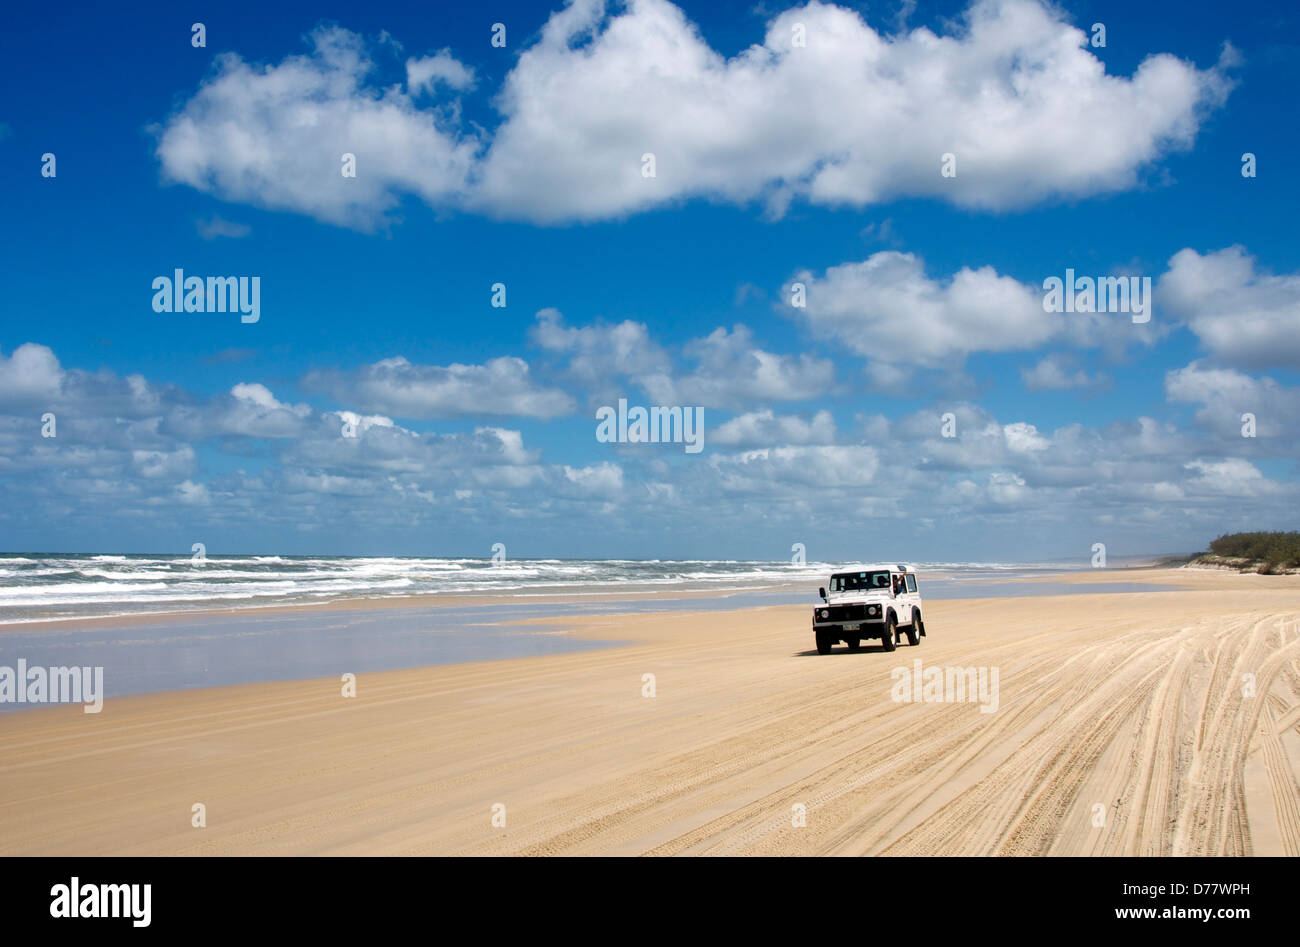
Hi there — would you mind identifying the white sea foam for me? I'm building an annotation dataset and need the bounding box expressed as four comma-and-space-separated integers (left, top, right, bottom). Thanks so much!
0, 554, 1070, 623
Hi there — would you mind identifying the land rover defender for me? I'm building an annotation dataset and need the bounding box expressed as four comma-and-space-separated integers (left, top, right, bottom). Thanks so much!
812, 564, 925, 655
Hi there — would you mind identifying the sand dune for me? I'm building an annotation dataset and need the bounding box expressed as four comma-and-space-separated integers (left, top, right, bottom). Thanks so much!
2, 569, 1298, 855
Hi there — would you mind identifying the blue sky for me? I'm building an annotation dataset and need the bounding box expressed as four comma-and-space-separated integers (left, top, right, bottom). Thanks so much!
1, 0, 1298, 560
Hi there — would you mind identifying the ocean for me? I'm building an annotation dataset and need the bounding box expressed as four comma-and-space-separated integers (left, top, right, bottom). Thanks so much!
0, 553, 1094, 624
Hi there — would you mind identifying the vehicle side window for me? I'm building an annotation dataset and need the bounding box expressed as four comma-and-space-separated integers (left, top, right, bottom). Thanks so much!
905, 574, 917, 593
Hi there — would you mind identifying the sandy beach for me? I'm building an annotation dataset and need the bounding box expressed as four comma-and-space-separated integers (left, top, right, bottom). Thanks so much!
2, 567, 1298, 856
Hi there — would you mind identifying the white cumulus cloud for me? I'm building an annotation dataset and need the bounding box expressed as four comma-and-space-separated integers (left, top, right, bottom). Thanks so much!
152, 1, 1235, 228
154, 26, 481, 229
1159, 246, 1300, 369
472, 0, 1233, 221
303, 356, 576, 419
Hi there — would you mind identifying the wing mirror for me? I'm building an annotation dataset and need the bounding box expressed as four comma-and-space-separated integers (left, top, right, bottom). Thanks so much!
818, 587, 826, 601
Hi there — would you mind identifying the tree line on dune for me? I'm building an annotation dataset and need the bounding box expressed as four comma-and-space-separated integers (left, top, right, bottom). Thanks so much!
1200, 532, 1300, 573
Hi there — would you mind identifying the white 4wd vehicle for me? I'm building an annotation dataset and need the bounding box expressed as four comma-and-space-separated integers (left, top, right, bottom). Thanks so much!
813, 564, 925, 654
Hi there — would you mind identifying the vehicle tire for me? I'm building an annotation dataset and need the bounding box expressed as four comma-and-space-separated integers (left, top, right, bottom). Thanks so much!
881, 616, 897, 652
905, 614, 920, 647
914, 612, 926, 639
845, 636, 861, 652
816, 631, 833, 655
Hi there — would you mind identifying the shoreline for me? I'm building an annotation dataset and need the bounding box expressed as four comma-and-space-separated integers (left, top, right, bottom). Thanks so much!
0, 561, 1220, 633
0, 583, 815, 632
1, 568, 1282, 712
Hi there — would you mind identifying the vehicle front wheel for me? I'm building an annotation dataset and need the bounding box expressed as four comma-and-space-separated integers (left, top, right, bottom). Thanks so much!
816, 631, 833, 655
881, 617, 897, 652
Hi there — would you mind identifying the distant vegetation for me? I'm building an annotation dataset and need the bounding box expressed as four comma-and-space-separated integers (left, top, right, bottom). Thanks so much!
1191, 531, 1300, 574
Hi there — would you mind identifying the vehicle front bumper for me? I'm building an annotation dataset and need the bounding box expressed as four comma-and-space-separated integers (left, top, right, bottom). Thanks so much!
812, 607, 887, 632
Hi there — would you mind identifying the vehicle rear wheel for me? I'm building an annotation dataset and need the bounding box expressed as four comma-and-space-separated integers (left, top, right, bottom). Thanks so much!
914, 612, 926, 639
905, 616, 920, 647
881, 617, 897, 652
845, 636, 861, 651
815, 631, 833, 655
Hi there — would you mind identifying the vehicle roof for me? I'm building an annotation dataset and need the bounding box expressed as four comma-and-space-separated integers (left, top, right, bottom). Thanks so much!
831, 563, 914, 574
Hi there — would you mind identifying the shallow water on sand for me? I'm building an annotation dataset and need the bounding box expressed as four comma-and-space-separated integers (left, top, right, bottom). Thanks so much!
0, 579, 1178, 710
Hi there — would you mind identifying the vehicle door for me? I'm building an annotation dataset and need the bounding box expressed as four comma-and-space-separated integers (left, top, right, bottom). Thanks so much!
903, 573, 919, 623
890, 571, 910, 624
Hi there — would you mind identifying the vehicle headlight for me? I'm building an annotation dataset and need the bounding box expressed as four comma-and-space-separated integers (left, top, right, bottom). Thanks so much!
868, 605, 879, 616
817, 609, 829, 619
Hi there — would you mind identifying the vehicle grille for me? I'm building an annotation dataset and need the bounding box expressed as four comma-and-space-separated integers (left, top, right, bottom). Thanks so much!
828, 604, 867, 621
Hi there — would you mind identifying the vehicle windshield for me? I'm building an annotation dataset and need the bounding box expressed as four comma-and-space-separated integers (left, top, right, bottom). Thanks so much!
829, 571, 891, 592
